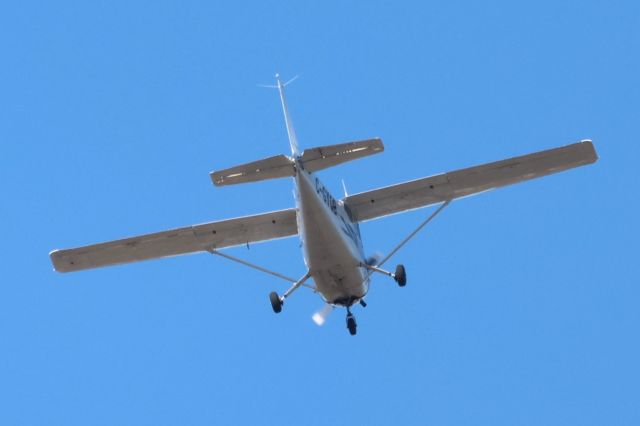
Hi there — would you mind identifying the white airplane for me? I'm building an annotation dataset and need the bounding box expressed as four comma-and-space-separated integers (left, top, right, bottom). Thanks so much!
50, 75, 598, 335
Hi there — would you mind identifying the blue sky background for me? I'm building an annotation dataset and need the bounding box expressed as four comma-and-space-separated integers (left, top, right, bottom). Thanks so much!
1, 1, 639, 425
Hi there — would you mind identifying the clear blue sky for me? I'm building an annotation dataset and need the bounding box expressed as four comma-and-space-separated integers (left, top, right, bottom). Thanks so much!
1, 1, 638, 425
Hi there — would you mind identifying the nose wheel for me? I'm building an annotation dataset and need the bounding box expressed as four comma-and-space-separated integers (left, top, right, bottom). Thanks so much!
346, 308, 357, 336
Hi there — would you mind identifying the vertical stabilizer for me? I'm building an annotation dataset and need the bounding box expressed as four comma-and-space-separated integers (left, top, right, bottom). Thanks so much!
276, 74, 300, 156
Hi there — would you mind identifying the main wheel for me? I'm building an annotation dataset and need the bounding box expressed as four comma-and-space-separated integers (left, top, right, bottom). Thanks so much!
269, 291, 283, 313
347, 315, 357, 336
395, 264, 407, 287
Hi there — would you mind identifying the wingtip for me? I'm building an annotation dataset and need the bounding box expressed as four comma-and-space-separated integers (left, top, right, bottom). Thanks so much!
579, 139, 598, 163
209, 171, 221, 186
49, 249, 75, 273
49, 249, 63, 272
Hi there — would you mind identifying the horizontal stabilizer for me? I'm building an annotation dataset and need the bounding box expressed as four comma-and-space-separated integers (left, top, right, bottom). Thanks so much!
211, 155, 295, 186
50, 208, 298, 272
345, 140, 598, 222
300, 138, 384, 172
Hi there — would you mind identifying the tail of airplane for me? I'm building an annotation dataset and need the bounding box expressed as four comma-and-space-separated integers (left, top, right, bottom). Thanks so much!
211, 138, 384, 186
210, 75, 384, 187
276, 74, 300, 156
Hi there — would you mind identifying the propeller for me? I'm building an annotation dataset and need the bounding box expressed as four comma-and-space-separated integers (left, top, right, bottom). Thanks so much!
366, 251, 383, 266
311, 304, 335, 326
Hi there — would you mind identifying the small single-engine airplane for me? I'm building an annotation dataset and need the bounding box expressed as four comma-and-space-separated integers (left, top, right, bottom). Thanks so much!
50, 75, 598, 335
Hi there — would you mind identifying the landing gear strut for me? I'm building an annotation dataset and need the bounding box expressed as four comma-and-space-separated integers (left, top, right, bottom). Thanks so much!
361, 263, 408, 287
269, 271, 311, 314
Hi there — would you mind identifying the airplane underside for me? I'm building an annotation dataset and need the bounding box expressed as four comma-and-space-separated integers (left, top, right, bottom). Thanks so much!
296, 171, 368, 305
49, 74, 598, 337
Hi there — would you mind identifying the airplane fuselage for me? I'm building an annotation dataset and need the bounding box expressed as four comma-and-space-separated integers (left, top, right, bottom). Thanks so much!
294, 160, 369, 306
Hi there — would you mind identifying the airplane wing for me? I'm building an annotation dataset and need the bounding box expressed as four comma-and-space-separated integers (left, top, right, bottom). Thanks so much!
50, 208, 298, 272
344, 140, 598, 222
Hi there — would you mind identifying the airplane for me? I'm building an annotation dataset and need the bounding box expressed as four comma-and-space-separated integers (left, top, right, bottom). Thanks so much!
50, 75, 599, 335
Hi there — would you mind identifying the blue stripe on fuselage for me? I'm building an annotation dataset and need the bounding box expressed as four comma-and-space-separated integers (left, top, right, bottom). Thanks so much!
309, 171, 365, 260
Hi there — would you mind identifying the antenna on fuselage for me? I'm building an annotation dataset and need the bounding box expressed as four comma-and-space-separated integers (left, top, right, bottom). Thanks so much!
341, 179, 349, 197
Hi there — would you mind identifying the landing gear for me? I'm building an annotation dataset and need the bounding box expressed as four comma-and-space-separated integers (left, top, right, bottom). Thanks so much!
269, 291, 282, 313
394, 264, 407, 287
346, 309, 357, 336
361, 262, 407, 287
268, 271, 311, 314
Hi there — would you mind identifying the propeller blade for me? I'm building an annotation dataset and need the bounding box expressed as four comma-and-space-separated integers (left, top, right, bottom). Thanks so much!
312, 304, 334, 326
366, 251, 383, 266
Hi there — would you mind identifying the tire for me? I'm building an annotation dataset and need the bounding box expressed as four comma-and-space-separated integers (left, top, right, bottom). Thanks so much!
395, 264, 407, 287
347, 316, 357, 336
269, 291, 282, 313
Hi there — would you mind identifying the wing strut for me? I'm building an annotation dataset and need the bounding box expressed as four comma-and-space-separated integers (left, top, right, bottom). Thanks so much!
378, 200, 451, 268
362, 200, 451, 279
207, 247, 315, 289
